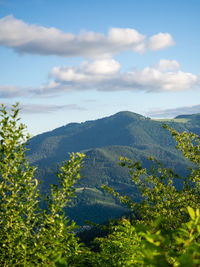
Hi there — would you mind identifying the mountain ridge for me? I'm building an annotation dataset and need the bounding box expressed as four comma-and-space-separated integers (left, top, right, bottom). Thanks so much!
27, 111, 200, 224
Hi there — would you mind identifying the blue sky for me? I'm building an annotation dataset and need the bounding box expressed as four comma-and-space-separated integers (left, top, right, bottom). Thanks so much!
0, 0, 200, 135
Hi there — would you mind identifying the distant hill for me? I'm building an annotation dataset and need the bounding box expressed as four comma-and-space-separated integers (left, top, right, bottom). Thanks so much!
27, 111, 200, 225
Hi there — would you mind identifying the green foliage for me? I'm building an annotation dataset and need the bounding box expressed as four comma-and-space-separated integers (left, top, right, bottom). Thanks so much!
58, 207, 200, 266
0, 104, 85, 266
1, 104, 200, 266
103, 125, 200, 229
137, 206, 200, 266
51, 125, 200, 266
93, 218, 143, 266
0, 103, 39, 265
97, 125, 200, 266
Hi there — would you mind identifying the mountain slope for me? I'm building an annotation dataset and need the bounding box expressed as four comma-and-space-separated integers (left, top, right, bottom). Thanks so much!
27, 111, 200, 225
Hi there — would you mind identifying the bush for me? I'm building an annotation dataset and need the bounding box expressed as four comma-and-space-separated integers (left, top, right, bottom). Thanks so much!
98, 124, 200, 266
0, 104, 85, 266
103, 125, 200, 229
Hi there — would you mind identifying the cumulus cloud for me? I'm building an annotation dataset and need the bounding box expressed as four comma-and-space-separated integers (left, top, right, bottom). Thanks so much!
47, 59, 198, 93
50, 59, 120, 83
149, 33, 175, 50
0, 59, 197, 98
82, 59, 121, 75
0, 15, 175, 57
157, 59, 180, 71
147, 104, 200, 118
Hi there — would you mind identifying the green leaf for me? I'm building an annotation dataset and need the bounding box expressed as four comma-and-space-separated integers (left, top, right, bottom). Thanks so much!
187, 207, 196, 220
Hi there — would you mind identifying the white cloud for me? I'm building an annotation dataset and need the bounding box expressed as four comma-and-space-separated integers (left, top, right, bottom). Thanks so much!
48, 59, 197, 93
158, 59, 180, 71
108, 27, 146, 52
149, 33, 175, 51
147, 104, 200, 118
129, 67, 197, 92
50, 59, 120, 83
0, 15, 174, 57
83, 59, 121, 75
0, 59, 197, 98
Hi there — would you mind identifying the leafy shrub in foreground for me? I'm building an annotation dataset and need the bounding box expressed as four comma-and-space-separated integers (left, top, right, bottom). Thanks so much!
97, 124, 200, 266
0, 104, 85, 266
103, 125, 200, 229
53, 124, 200, 266
91, 207, 200, 266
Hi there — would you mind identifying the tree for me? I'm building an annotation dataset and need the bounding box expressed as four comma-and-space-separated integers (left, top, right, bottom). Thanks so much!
0, 104, 85, 266
98, 125, 200, 266
103, 125, 200, 229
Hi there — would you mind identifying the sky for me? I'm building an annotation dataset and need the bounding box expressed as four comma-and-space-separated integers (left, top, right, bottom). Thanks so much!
0, 0, 200, 136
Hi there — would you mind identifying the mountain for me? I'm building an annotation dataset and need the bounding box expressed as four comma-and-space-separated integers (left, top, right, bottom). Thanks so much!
27, 111, 200, 225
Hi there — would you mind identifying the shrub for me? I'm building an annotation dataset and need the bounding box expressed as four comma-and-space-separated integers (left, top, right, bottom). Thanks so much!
103, 125, 200, 229
0, 104, 85, 266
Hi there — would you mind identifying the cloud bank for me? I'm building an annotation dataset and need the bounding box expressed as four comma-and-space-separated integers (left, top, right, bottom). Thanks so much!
47, 59, 197, 93
0, 15, 175, 57
0, 59, 197, 98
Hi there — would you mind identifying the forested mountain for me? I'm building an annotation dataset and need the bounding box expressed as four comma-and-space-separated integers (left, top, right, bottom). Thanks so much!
27, 111, 200, 225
